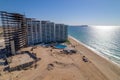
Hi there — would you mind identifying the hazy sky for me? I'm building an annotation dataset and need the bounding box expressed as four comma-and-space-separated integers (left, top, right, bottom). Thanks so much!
0, 0, 120, 26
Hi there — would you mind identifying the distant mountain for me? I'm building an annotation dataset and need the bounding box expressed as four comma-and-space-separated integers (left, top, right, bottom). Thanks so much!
80, 25, 89, 27
70, 25, 89, 27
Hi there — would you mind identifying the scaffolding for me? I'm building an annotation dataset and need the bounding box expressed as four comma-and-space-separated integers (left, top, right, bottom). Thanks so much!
0, 11, 27, 56
0, 11, 68, 56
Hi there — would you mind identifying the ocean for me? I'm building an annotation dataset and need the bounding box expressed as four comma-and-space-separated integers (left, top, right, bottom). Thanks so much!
68, 26, 120, 65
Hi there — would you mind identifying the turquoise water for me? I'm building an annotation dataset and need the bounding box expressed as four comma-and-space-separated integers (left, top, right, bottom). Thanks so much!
54, 44, 67, 49
68, 26, 120, 65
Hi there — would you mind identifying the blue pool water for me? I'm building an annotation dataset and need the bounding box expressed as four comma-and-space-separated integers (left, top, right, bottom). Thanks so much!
54, 45, 67, 49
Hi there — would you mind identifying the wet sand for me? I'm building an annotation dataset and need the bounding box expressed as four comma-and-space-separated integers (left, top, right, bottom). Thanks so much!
0, 37, 120, 80
68, 36, 120, 80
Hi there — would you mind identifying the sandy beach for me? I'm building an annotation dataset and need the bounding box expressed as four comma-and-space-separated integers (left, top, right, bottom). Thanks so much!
0, 37, 120, 80
68, 36, 120, 80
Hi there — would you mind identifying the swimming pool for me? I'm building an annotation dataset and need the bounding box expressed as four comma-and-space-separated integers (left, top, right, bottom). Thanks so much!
54, 44, 67, 49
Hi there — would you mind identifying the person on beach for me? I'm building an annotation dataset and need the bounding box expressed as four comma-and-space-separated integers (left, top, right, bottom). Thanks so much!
82, 56, 88, 62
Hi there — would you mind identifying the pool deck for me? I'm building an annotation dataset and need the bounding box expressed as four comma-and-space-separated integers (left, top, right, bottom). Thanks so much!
0, 39, 120, 80
54, 44, 67, 49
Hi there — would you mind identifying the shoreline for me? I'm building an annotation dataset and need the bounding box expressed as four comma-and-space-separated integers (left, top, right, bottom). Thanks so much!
68, 35, 120, 80
68, 35, 120, 67
1, 37, 120, 80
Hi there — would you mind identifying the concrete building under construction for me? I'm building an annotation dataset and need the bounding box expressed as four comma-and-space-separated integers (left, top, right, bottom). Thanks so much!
0, 11, 68, 56
0, 11, 27, 56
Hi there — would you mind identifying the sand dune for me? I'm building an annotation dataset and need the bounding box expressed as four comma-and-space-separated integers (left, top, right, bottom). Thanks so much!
0, 37, 120, 80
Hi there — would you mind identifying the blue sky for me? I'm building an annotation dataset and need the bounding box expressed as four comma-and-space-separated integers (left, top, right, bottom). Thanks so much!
0, 0, 120, 26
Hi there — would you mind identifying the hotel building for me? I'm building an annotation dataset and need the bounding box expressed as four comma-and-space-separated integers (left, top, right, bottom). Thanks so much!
41, 21, 55, 43
26, 18, 42, 45
55, 24, 68, 42
0, 11, 68, 56
27, 21, 67, 44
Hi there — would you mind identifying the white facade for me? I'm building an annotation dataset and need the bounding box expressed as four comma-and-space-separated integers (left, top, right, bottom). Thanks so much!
26, 18, 42, 45
55, 24, 68, 42
27, 19, 68, 45
41, 21, 56, 43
